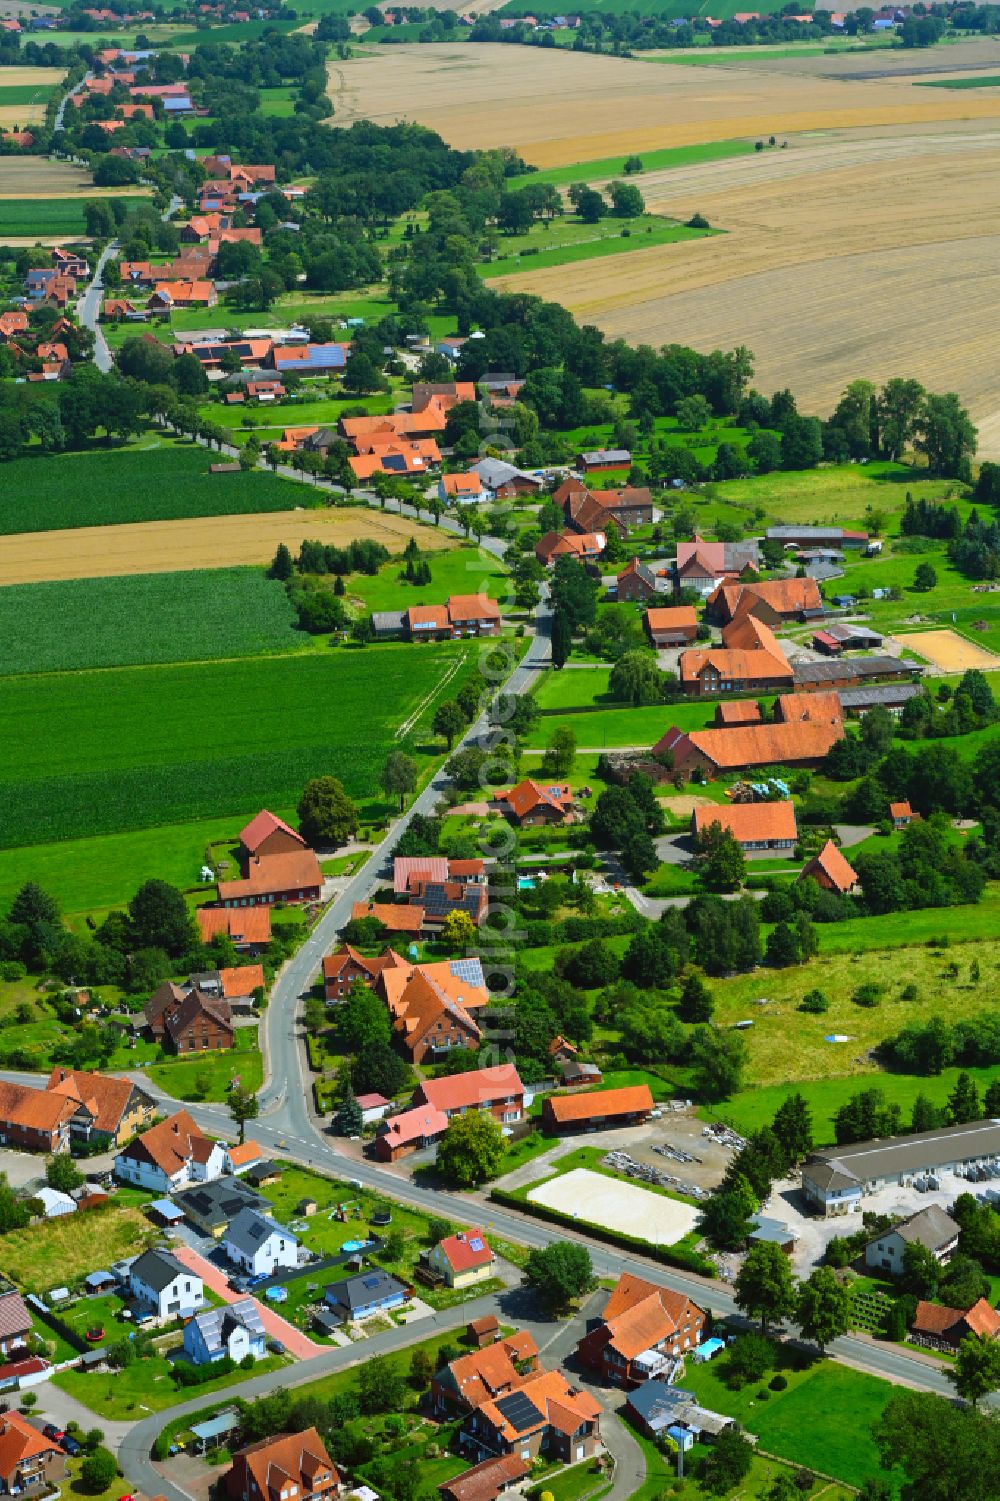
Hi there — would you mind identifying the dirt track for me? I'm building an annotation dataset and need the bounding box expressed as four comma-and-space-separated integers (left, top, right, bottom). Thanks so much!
0, 509, 455, 585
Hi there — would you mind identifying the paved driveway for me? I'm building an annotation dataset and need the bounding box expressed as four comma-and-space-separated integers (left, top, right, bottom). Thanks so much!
171, 1245, 321, 1358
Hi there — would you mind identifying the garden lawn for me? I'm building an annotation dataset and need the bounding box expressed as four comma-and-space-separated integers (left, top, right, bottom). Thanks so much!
54, 1350, 288, 1419
815, 885, 1000, 951
0, 569, 303, 675
524, 694, 717, 750
0, 441, 315, 534
0, 1203, 159, 1293
143, 1030, 262, 1102
680, 1353, 895, 1491
0, 642, 477, 846
346, 546, 506, 613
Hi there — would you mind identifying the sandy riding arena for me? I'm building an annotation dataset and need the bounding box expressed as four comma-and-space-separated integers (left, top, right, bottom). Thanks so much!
892, 630, 1000, 672
526, 1167, 699, 1246
0, 510, 455, 585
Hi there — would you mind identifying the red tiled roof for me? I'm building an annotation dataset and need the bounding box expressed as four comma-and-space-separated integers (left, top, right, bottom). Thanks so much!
45, 1069, 141, 1136
545, 1084, 653, 1124
379, 1103, 449, 1148
352, 901, 425, 933
710, 576, 823, 620
715, 700, 761, 725
218, 849, 322, 902
239, 809, 304, 853
890, 800, 913, 819
442, 472, 484, 497
416, 1064, 523, 1114
438, 1229, 494, 1273
447, 594, 502, 623
0, 1412, 59, 1477
646, 606, 697, 631
439, 1454, 530, 1501
120, 1109, 209, 1179
775, 692, 844, 725
196, 906, 272, 944
679, 647, 792, 686
661, 719, 844, 771
693, 799, 797, 844
801, 839, 858, 893
0, 1080, 77, 1134
504, 778, 572, 819
219, 964, 265, 998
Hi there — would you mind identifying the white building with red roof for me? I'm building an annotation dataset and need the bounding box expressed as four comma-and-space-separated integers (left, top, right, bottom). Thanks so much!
427, 1228, 495, 1288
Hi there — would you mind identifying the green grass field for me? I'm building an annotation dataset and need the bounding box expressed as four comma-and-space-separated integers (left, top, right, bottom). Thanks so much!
525, 138, 755, 188
0, 643, 477, 847
922, 73, 1000, 88
710, 1061, 1000, 1144
0, 201, 90, 237
709, 460, 959, 529
0, 1202, 158, 1293
0, 82, 62, 105
0, 441, 317, 534
0, 569, 303, 675
480, 214, 713, 278
346, 546, 507, 613
144, 1030, 262, 1101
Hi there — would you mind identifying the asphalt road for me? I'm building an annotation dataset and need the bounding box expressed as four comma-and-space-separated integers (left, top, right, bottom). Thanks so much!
77, 240, 118, 374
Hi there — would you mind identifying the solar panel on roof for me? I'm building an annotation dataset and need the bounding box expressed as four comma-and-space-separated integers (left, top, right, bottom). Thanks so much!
383, 455, 407, 472
449, 957, 484, 984
469, 1237, 484, 1252
363, 1275, 380, 1289
495, 1391, 544, 1434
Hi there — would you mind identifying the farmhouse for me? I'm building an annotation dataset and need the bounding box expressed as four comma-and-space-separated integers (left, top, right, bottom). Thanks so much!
498, 779, 575, 826
617, 558, 671, 602
474, 457, 542, 499
323, 944, 403, 1002
679, 642, 793, 696
652, 718, 844, 778
351, 900, 425, 936
691, 800, 797, 852
394, 856, 485, 896
578, 1272, 705, 1386
414, 1064, 524, 1124
645, 606, 698, 647
707, 577, 824, 626
218, 849, 322, 907
865, 1204, 959, 1277
183, 1298, 266, 1366
0, 1080, 76, 1154
196, 906, 271, 950
675, 539, 760, 596
714, 700, 761, 727
432, 1332, 540, 1417
775, 691, 844, 726
799, 839, 859, 895
535, 530, 606, 566
802, 1120, 1000, 1216
45, 1068, 155, 1146
382, 964, 484, 1063
576, 447, 630, 473
891, 800, 915, 828
153, 986, 235, 1053
542, 1084, 654, 1133
128, 1248, 204, 1318
226, 1429, 342, 1501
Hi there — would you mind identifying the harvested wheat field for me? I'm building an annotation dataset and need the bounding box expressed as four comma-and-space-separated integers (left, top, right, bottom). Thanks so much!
329, 43, 1000, 166
495, 126, 1000, 451
893, 630, 1000, 672
0, 157, 106, 198
0, 509, 455, 585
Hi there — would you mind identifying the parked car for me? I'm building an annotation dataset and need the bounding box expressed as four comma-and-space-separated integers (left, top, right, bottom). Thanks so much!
42, 1426, 65, 1443
267, 1338, 286, 1356
61, 1436, 82, 1457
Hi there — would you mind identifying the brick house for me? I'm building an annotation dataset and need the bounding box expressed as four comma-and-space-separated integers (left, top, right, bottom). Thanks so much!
238, 809, 306, 864
617, 558, 671, 602
45, 1067, 155, 1146
374, 1103, 450, 1162
226, 1429, 342, 1501
431, 1331, 540, 1415
413, 1064, 524, 1126
706, 577, 824, 626
910, 1297, 1000, 1350
0, 1410, 65, 1494
460, 1368, 601, 1467
161, 989, 235, 1053
195, 906, 271, 951
652, 718, 845, 779
799, 839, 859, 895
498, 779, 574, 827
578, 1272, 705, 1386
0, 1080, 76, 1154
322, 945, 403, 1003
